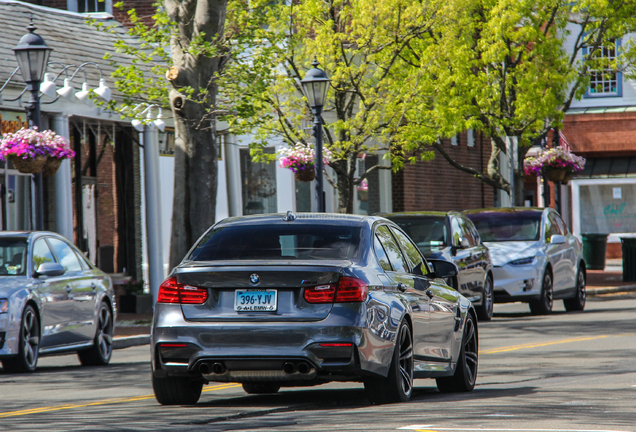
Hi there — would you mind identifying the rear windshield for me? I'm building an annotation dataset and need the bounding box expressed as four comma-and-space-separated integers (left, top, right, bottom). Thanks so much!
389, 217, 448, 252
466, 211, 542, 242
189, 224, 361, 261
0, 239, 28, 276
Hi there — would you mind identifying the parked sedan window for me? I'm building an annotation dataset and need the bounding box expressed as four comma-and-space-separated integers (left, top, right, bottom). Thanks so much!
467, 211, 542, 242
32, 239, 55, 274
375, 226, 407, 273
0, 239, 27, 276
391, 216, 448, 253
47, 238, 83, 272
189, 224, 361, 261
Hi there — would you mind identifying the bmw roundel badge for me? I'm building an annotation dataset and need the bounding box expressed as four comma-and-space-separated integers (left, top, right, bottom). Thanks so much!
249, 273, 260, 285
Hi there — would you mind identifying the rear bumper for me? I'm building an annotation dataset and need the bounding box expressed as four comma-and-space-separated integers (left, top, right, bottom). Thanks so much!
151, 304, 394, 382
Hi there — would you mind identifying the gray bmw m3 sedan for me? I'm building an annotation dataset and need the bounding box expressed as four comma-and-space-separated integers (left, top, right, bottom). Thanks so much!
151, 213, 478, 405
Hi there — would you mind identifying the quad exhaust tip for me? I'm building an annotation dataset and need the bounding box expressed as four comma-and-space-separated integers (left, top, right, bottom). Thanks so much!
198, 362, 226, 375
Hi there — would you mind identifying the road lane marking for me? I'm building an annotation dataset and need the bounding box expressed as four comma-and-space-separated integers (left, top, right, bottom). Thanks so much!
399, 427, 631, 432
479, 335, 615, 355
0, 383, 241, 418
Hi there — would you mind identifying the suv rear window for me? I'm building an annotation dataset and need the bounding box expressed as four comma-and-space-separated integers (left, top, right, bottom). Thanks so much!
189, 224, 361, 261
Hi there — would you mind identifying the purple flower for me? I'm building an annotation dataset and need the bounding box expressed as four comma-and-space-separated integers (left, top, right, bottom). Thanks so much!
0, 127, 75, 161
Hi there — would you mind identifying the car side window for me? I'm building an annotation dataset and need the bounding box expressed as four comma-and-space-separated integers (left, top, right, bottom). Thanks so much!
375, 225, 408, 273
374, 234, 393, 272
459, 217, 477, 246
547, 213, 564, 237
47, 238, 83, 272
467, 220, 481, 245
450, 217, 462, 246
33, 239, 56, 273
389, 227, 429, 276
554, 213, 568, 235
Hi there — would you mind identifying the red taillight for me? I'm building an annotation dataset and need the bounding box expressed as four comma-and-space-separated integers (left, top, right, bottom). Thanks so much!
159, 343, 188, 348
303, 277, 368, 304
157, 277, 209, 304
335, 277, 368, 302
303, 284, 336, 303
319, 343, 353, 347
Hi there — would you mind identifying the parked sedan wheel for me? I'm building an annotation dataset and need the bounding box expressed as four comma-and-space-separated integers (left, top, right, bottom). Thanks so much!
564, 267, 586, 312
152, 373, 203, 405
2, 305, 40, 373
78, 302, 113, 366
476, 275, 493, 321
436, 313, 477, 393
364, 321, 414, 404
529, 271, 553, 315
242, 382, 281, 394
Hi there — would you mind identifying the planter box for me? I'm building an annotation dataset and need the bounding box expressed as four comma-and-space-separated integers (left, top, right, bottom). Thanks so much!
118, 294, 153, 314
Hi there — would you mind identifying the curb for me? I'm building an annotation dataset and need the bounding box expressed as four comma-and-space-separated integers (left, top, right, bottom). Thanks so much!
587, 285, 636, 296
113, 335, 150, 350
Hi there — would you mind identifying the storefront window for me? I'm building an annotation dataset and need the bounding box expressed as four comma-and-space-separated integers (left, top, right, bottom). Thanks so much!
579, 183, 636, 233
240, 148, 277, 215
295, 180, 311, 212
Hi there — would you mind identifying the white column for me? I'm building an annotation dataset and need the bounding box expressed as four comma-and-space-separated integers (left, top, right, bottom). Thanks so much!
224, 136, 243, 216
51, 114, 73, 241
276, 147, 296, 212
216, 140, 230, 221
378, 151, 393, 214
142, 127, 164, 305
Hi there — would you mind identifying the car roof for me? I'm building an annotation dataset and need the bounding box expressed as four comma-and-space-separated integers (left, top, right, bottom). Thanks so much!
382, 211, 460, 218
0, 231, 71, 241
463, 207, 545, 215
214, 212, 385, 228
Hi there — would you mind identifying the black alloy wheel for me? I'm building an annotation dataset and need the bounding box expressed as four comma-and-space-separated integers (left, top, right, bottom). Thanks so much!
564, 267, 586, 312
2, 305, 40, 373
530, 271, 553, 315
364, 321, 414, 404
242, 382, 281, 394
152, 373, 204, 405
78, 302, 113, 366
436, 312, 478, 393
477, 275, 494, 321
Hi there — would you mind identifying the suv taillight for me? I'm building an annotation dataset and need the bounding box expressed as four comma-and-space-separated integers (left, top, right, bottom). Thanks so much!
157, 277, 209, 304
304, 277, 368, 304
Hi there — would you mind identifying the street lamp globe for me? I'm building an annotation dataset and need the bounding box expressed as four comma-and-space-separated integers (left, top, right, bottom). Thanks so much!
300, 59, 330, 112
13, 20, 52, 88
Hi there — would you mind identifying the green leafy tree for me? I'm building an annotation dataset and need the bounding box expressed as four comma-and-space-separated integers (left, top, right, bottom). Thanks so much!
395, 0, 636, 204
226, 0, 441, 213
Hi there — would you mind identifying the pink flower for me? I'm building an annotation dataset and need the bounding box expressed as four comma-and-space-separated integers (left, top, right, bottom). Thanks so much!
277, 143, 332, 173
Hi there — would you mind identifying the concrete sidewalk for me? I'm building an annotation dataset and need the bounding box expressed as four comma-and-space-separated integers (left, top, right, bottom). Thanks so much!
111, 261, 636, 350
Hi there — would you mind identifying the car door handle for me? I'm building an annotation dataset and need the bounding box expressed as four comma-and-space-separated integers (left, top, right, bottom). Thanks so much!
65, 285, 72, 293
397, 283, 407, 292
425, 289, 434, 299
91, 283, 97, 290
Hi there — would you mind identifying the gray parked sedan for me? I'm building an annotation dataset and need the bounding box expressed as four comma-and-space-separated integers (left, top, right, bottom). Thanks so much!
151, 213, 478, 405
0, 231, 115, 373
464, 208, 586, 315
385, 211, 494, 321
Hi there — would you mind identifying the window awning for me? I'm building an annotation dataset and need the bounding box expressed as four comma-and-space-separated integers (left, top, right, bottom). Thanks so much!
575, 156, 636, 178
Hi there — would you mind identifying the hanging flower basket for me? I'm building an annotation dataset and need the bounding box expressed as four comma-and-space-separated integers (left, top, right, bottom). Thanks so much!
523, 146, 585, 184
545, 168, 566, 183
42, 157, 63, 177
278, 142, 332, 181
295, 168, 316, 182
10, 155, 47, 174
0, 127, 75, 175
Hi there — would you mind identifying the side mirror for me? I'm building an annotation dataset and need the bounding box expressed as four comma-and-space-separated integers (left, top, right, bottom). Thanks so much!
36, 262, 66, 277
550, 234, 566, 245
459, 237, 470, 248
427, 259, 459, 279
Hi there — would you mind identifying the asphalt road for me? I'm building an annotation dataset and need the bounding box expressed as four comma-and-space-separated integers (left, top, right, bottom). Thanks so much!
1, 293, 635, 432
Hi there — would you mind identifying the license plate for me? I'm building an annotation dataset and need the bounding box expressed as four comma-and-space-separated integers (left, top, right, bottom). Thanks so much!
234, 289, 278, 312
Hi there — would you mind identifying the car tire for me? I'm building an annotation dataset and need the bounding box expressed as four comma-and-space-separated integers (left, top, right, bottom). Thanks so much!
529, 270, 553, 315
564, 267, 586, 312
78, 301, 113, 366
2, 305, 40, 373
152, 373, 203, 405
436, 313, 478, 393
476, 275, 493, 321
364, 320, 414, 404
242, 382, 281, 394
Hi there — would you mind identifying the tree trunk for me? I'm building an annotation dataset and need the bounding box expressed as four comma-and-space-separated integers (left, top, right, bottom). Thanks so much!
164, 0, 227, 269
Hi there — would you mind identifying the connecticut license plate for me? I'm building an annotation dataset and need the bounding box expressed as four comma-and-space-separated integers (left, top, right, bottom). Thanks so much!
234, 289, 278, 312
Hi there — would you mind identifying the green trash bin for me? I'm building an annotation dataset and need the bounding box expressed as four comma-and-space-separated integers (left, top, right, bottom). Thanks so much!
620, 237, 636, 282
581, 233, 608, 270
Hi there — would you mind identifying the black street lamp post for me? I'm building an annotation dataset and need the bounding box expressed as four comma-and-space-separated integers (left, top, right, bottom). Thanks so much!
300, 59, 330, 213
13, 20, 53, 231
